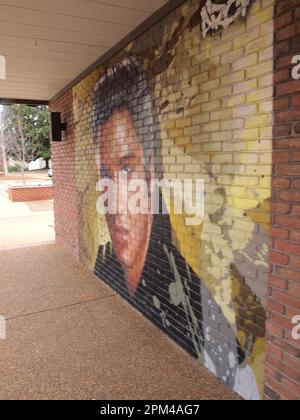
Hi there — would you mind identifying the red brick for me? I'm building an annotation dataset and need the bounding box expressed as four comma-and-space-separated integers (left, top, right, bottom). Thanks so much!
285, 331, 300, 350
285, 306, 300, 319
50, 90, 79, 259
266, 343, 283, 361
290, 255, 300, 270
274, 69, 290, 84
271, 336, 300, 359
275, 24, 296, 41
270, 227, 289, 239
270, 251, 289, 265
269, 275, 288, 290
265, 388, 281, 401
294, 122, 300, 134
291, 230, 300, 242
280, 377, 300, 398
274, 11, 293, 30
273, 125, 292, 138
291, 94, 300, 107
276, 267, 300, 282
276, 164, 300, 176
275, 110, 300, 123
293, 179, 300, 189
269, 356, 300, 383
272, 289, 300, 310
274, 98, 290, 111
275, 138, 300, 148
274, 215, 300, 229
275, 54, 294, 70
274, 40, 290, 58
279, 190, 300, 202
292, 151, 300, 161
275, 239, 300, 256
267, 298, 286, 315
272, 177, 291, 189
271, 202, 290, 214
266, 365, 282, 382
272, 151, 290, 162
265, 378, 298, 400
283, 353, 300, 372
8, 186, 54, 202
277, 0, 300, 14
288, 280, 300, 295
266, 320, 284, 339
277, 80, 300, 96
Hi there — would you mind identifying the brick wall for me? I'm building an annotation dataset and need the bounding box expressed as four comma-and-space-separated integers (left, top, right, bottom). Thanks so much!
8, 186, 53, 202
51, 90, 80, 259
266, 0, 300, 401
50, 0, 299, 400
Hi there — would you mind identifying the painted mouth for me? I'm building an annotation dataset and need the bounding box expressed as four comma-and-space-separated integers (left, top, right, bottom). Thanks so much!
114, 226, 130, 243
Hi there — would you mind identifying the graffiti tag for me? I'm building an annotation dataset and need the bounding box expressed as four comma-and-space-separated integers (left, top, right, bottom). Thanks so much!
201, 0, 251, 38
292, 316, 300, 340
292, 55, 300, 80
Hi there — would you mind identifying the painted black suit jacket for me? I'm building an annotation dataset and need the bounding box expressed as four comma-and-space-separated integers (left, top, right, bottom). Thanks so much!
95, 210, 246, 386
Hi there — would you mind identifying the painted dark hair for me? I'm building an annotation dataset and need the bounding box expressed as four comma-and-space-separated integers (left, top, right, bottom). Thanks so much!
92, 56, 158, 170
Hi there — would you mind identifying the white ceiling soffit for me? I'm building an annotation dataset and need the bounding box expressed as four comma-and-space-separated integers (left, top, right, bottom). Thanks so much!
0, 0, 169, 102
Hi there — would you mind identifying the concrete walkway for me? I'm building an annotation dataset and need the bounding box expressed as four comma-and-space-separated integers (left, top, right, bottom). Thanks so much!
0, 244, 239, 400
0, 174, 55, 249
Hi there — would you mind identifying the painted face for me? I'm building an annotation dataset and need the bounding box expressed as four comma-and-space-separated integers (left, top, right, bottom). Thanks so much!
97, 108, 153, 295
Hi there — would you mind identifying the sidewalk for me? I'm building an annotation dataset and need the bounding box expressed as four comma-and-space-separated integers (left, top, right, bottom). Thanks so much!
0, 175, 55, 249
0, 244, 240, 400
0, 169, 50, 183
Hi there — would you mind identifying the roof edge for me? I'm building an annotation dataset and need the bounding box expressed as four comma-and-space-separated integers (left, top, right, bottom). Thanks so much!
0, 98, 49, 106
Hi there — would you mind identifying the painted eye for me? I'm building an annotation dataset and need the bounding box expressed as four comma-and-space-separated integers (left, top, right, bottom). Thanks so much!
102, 169, 112, 179
122, 165, 132, 174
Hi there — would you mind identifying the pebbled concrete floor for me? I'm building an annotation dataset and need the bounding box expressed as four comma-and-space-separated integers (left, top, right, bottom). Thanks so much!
0, 244, 240, 400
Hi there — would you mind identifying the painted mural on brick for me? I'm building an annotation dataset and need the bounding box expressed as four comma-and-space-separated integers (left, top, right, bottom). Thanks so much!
72, 0, 274, 400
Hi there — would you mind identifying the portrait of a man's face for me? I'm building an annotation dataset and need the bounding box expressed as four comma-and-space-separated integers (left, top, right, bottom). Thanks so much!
93, 58, 156, 296
96, 107, 154, 295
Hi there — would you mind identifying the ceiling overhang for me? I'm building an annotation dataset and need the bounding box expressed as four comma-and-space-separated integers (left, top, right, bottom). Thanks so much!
0, 0, 185, 105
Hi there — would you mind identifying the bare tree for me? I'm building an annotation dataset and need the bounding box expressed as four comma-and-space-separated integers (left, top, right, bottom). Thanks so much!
4, 105, 38, 185
4, 104, 50, 183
